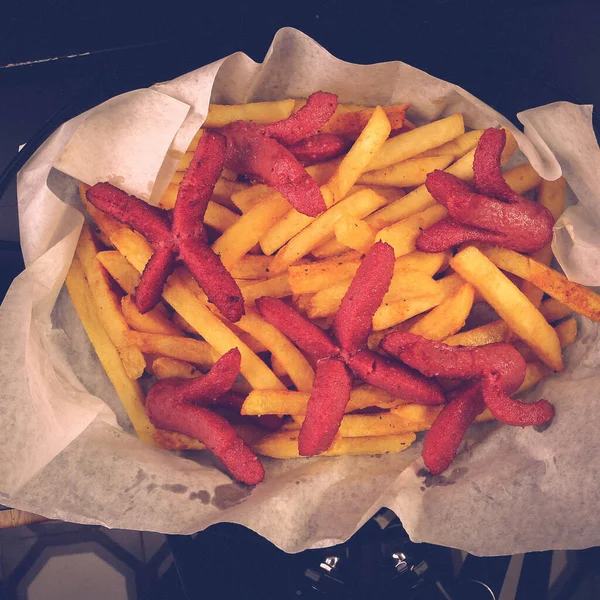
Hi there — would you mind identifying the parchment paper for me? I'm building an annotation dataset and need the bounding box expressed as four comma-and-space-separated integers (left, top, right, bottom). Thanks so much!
2, 27, 600, 556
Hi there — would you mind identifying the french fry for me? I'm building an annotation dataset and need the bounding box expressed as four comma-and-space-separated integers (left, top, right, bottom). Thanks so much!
445, 320, 510, 347
258, 108, 392, 257
358, 155, 454, 188
241, 385, 411, 416
229, 255, 274, 279
451, 246, 563, 371
230, 184, 274, 213
514, 318, 577, 362
126, 330, 218, 367
201, 99, 295, 128
121, 295, 183, 337
539, 297, 572, 323
253, 431, 416, 459
271, 354, 287, 378
288, 412, 420, 437
518, 362, 551, 393
76, 225, 146, 379
391, 404, 495, 428
376, 204, 448, 256
479, 245, 600, 322
334, 214, 378, 253
319, 103, 409, 137
240, 273, 292, 305
415, 129, 484, 160
372, 295, 443, 331
367, 113, 464, 172
236, 308, 315, 392
110, 228, 285, 390
308, 269, 440, 319
152, 356, 200, 380
96, 251, 139, 295
270, 189, 389, 273
408, 283, 475, 341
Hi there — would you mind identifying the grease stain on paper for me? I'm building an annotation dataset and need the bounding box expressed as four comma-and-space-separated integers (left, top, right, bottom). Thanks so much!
211, 483, 252, 509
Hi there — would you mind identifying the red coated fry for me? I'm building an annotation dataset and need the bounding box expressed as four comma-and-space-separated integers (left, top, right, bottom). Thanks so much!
473, 128, 520, 202
346, 349, 445, 405
145, 349, 264, 485
87, 132, 244, 321
263, 91, 338, 145
298, 358, 353, 456
256, 297, 338, 364
288, 133, 352, 166
416, 217, 504, 253
334, 241, 395, 355
481, 372, 555, 426
422, 382, 485, 475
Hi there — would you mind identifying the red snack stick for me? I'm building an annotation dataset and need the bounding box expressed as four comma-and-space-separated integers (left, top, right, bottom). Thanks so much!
87, 132, 244, 321
473, 128, 520, 202
145, 349, 264, 485
347, 349, 445, 405
481, 372, 555, 426
416, 217, 504, 253
298, 357, 353, 456
287, 133, 352, 166
334, 241, 396, 356
422, 382, 485, 475
262, 91, 338, 145
255, 297, 338, 364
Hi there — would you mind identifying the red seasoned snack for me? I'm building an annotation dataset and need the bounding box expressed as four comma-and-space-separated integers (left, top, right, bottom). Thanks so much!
381, 331, 555, 474
416, 128, 554, 253
146, 348, 265, 485
288, 133, 352, 166
87, 131, 244, 321
256, 242, 444, 456
220, 91, 338, 217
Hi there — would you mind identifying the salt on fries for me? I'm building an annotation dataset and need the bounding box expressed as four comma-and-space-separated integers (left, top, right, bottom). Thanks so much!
65, 92, 600, 485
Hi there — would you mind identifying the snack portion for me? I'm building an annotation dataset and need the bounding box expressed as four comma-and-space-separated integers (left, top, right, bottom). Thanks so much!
66, 93, 600, 486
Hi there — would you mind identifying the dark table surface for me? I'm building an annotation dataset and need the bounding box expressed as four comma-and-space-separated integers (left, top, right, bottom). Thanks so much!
1, 1, 599, 598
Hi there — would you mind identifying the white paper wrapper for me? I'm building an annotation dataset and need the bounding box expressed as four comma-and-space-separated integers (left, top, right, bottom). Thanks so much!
2, 27, 600, 556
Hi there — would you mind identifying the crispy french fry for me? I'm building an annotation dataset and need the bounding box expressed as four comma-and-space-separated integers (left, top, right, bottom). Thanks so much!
204, 202, 241, 233
515, 318, 577, 362
518, 362, 551, 393
358, 155, 454, 188
372, 295, 443, 331
230, 184, 274, 213
229, 255, 274, 279
451, 246, 563, 371
391, 404, 495, 429
110, 228, 285, 390
96, 250, 139, 295
152, 356, 200, 380
319, 103, 409, 137
367, 114, 464, 172
241, 385, 411, 416
270, 189, 389, 273
271, 354, 287, 378
76, 225, 146, 379
539, 297, 572, 323
445, 320, 510, 347
170, 312, 199, 335
121, 295, 183, 337
253, 431, 416, 459
308, 269, 440, 319
201, 99, 295, 128
479, 245, 600, 322
334, 214, 378, 253
326, 105, 392, 202
236, 308, 314, 392
376, 204, 448, 256
415, 130, 484, 160
240, 273, 292, 305
409, 283, 475, 341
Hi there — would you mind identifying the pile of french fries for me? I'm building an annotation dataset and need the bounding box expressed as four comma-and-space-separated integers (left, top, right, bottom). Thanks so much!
66, 97, 600, 470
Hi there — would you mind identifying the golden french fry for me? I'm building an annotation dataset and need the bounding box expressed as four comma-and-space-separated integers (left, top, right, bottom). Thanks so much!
416, 130, 484, 160
253, 431, 416, 459
308, 269, 440, 319
479, 245, 600, 322
152, 357, 200, 380
367, 114, 464, 172
319, 104, 409, 137
327, 105, 392, 202
201, 99, 295, 128
230, 184, 274, 213
445, 320, 510, 347
514, 318, 577, 362
376, 204, 448, 256
358, 155, 454, 188
240, 273, 292, 305
451, 246, 563, 371
518, 362, 551, 393
334, 214, 378, 253
121, 295, 183, 337
372, 295, 443, 331
271, 354, 287, 378
409, 283, 474, 341
229, 255, 274, 279
241, 385, 411, 416
270, 189, 389, 273
236, 308, 314, 393
96, 250, 139, 295
391, 404, 495, 428
110, 228, 285, 390
76, 225, 145, 379
539, 297, 572, 323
